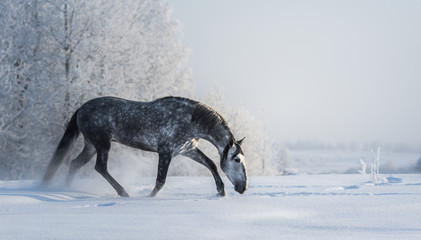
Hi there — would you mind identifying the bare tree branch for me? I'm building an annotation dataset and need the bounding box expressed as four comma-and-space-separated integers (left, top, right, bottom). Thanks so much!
50, 26, 65, 48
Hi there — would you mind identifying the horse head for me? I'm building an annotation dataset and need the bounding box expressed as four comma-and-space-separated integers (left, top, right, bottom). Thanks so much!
221, 137, 248, 194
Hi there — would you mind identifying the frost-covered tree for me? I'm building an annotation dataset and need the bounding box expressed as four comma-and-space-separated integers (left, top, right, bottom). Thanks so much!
0, 0, 56, 179
79, 0, 192, 101
0, 0, 192, 179
199, 89, 268, 176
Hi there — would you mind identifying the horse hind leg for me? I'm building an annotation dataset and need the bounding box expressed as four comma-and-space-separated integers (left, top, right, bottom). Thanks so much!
94, 144, 129, 197
65, 140, 96, 186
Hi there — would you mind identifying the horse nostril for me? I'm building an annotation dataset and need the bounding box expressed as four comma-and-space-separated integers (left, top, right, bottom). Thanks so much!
235, 185, 246, 194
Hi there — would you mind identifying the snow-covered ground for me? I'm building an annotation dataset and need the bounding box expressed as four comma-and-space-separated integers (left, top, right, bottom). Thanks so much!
1, 175, 420, 239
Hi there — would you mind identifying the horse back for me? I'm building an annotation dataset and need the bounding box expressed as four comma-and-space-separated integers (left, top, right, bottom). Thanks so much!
76, 96, 198, 152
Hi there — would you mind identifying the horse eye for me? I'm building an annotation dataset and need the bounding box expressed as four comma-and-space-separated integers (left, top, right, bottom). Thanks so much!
234, 157, 241, 163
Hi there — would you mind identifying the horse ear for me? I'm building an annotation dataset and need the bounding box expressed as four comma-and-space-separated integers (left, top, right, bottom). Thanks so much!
237, 137, 245, 146
229, 138, 234, 147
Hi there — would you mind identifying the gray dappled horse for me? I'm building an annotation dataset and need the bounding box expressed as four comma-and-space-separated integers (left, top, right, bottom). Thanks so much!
42, 96, 248, 197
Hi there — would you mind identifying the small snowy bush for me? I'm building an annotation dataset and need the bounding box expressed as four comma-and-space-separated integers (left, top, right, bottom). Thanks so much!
370, 147, 381, 183
359, 147, 386, 183
358, 159, 367, 175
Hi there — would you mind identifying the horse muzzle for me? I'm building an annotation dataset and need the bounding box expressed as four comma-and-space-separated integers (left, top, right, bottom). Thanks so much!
235, 184, 248, 194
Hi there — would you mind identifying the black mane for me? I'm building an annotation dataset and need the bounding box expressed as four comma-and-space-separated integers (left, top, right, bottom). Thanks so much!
191, 103, 228, 134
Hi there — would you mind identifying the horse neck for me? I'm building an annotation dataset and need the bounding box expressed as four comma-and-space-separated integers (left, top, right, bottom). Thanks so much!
204, 124, 234, 156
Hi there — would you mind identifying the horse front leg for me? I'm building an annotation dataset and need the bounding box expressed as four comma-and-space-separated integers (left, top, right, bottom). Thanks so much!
150, 151, 172, 197
182, 148, 225, 197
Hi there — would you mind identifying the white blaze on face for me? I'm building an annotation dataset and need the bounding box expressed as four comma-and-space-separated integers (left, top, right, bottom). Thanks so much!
225, 160, 243, 185
227, 144, 237, 158
236, 153, 245, 163
223, 145, 248, 193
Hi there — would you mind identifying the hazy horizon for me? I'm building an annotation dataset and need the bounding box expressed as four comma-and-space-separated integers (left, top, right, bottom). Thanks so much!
166, 0, 421, 146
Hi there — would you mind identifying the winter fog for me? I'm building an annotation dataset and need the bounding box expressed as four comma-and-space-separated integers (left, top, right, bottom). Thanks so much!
168, 0, 421, 145
166, 0, 421, 174
1, 1, 421, 179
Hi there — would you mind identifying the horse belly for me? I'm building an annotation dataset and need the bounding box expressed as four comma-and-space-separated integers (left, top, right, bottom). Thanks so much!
113, 128, 159, 152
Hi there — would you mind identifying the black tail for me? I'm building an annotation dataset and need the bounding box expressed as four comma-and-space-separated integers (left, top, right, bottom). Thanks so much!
42, 109, 80, 184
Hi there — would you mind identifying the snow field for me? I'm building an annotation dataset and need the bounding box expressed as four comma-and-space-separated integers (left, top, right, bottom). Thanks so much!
1, 175, 421, 240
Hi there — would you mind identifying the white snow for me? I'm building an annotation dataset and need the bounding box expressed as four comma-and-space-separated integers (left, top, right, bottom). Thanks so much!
1, 175, 421, 239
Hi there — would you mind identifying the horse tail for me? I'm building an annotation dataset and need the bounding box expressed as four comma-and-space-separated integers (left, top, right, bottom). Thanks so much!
42, 109, 80, 184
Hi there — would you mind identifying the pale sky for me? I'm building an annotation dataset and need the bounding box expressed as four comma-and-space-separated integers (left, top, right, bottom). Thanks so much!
165, 0, 421, 145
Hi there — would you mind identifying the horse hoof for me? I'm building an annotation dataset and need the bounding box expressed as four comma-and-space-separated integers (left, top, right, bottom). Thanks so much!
217, 191, 226, 197
119, 192, 130, 197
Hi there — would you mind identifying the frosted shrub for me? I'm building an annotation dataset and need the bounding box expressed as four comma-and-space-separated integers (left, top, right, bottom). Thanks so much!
359, 147, 385, 183
358, 159, 367, 175
200, 89, 268, 176
370, 147, 385, 183
278, 147, 296, 175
